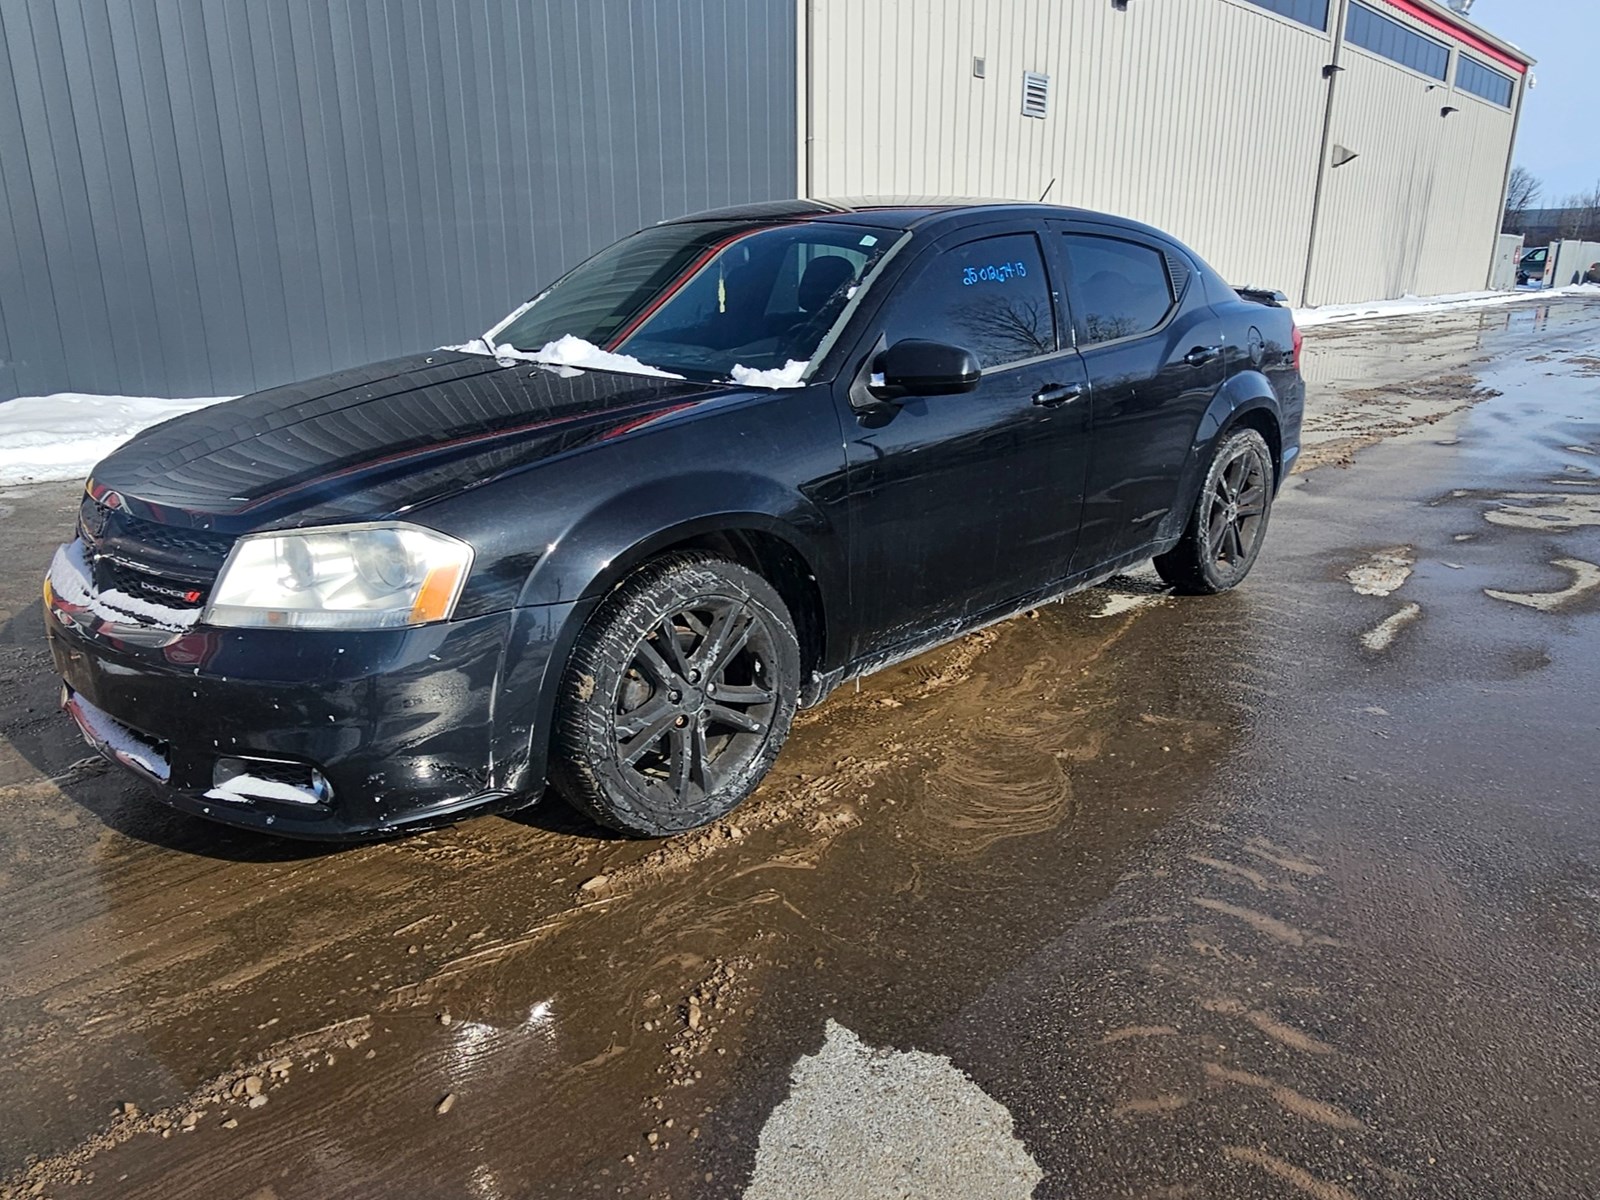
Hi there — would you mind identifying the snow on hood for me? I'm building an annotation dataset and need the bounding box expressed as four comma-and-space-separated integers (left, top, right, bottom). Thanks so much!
447, 334, 684, 380
729, 360, 808, 389
48, 539, 202, 632
0, 392, 234, 486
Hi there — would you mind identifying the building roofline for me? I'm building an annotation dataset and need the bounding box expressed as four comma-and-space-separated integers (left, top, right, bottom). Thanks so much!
1386, 0, 1534, 71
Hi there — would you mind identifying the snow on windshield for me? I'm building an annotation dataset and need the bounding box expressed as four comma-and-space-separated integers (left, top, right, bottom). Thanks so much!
486, 335, 685, 379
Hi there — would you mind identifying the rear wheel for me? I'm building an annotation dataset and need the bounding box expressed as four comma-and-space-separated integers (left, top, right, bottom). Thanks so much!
551, 553, 801, 837
1153, 427, 1275, 595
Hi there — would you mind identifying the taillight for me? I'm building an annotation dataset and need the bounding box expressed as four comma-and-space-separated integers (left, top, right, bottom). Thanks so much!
1291, 322, 1304, 372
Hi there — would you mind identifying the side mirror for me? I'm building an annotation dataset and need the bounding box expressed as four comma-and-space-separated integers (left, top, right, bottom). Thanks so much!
872, 339, 981, 397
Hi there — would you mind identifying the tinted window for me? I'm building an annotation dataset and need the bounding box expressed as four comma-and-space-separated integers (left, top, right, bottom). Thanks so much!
1346, 2, 1449, 81
882, 233, 1056, 368
1063, 235, 1175, 345
1456, 56, 1514, 107
491, 220, 897, 380
1239, 0, 1329, 32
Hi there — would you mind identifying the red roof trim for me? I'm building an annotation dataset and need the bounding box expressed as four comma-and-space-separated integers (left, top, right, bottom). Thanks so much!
1379, 0, 1527, 75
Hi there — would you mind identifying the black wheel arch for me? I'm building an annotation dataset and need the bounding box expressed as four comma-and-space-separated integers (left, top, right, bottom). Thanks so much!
1156, 375, 1284, 547
486, 511, 838, 806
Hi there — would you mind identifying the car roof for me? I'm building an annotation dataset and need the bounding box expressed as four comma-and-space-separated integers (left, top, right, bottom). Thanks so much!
659, 196, 1154, 235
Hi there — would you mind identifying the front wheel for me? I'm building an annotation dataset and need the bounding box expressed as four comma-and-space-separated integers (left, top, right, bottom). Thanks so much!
1153, 427, 1275, 595
550, 553, 801, 837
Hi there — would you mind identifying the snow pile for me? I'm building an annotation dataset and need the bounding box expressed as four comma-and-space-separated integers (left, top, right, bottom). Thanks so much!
0, 392, 233, 486
438, 336, 494, 356
744, 1020, 1042, 1199
48, 539, 201, 631
1295, 284, 1594, 329
452, 334, 684, 380
730, 360, 808, 389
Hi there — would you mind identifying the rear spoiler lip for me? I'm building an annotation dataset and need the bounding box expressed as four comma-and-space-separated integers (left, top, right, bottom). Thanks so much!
1233, 285, 1289, 306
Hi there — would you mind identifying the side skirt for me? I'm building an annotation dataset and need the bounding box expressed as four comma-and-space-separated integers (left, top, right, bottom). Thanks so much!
801, 542, 1174, 707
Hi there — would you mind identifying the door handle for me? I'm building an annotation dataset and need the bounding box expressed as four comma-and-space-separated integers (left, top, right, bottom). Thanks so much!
1184, 345, 1222, 367
1032, 382, 1084, 408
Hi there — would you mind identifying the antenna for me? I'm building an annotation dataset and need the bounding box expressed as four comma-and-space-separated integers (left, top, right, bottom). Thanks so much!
1038, 178, 1057, 203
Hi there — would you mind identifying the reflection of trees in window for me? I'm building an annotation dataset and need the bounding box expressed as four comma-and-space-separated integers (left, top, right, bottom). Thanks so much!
1084, 312, 1140, 343
948, 296, 1054, 366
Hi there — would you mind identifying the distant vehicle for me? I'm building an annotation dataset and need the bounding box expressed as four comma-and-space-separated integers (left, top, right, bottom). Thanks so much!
46, 200, 1304, 841
1517, 246, 1549, 286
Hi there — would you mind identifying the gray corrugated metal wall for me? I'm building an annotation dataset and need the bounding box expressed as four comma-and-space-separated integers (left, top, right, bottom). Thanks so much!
0, 0, 797, 402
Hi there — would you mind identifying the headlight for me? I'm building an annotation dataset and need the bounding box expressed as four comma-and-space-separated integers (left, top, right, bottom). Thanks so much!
204, 522, 474, 630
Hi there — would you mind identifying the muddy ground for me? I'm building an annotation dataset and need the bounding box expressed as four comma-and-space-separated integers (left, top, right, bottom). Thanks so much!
2, 294, 1599, 1199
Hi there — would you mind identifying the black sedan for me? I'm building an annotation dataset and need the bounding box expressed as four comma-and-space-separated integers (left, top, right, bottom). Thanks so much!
45, 199, 1304, 839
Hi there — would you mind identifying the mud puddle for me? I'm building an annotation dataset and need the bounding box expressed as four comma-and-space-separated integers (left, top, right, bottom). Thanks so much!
1, 553, 1235, 1197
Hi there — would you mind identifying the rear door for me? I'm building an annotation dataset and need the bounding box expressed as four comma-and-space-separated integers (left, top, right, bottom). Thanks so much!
1048, 222, 1223, 571
834, 224, 1091, 661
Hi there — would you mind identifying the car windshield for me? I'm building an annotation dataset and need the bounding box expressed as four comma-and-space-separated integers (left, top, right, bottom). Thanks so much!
487, 220, 901, 381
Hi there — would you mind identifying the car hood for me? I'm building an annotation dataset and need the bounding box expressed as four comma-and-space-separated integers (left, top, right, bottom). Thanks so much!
86, 352, 727, 533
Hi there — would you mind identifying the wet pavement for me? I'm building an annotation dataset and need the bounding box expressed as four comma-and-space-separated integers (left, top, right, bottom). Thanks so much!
2, 294, 1599, 1199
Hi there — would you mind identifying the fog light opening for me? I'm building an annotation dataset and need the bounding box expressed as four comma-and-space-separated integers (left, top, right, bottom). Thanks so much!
209, 756, 333, 807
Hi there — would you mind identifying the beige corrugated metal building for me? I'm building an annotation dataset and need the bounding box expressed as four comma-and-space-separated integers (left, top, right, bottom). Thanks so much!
798, 0, 1533, 306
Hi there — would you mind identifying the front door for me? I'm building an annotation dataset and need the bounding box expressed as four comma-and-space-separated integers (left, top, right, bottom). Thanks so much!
833, 226, 1091, 663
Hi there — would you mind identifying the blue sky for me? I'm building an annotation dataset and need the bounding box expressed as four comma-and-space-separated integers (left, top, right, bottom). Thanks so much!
1475, 1, 1598, 203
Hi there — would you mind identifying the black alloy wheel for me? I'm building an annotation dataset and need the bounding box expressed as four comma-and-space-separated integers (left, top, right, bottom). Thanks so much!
1153, 427, 1276, 595
1204, 438, 1270, 572
551, 553, 800, 837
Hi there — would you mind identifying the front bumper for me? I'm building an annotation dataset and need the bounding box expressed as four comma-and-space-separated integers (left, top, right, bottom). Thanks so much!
45, 571, 579, 839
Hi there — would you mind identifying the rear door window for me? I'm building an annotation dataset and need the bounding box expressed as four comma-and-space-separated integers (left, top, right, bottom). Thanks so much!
1062, 234, 1176, 346
881, 232, 1057, 368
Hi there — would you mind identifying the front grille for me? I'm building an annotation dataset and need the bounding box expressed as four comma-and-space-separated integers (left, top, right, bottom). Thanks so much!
79, 496, 234, 560
78, 495, 235, 612
92, 556, 208, 610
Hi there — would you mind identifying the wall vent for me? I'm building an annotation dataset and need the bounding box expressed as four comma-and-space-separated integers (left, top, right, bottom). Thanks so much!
1021, 72, 1050, 119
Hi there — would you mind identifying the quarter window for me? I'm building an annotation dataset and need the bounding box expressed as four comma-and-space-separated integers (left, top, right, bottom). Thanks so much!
1062, 235, 1175, 346
1238, 0, 1329, 32
1456, 55, 1515, 107
1346, 2, 1449, 81
882, 233, 1056, 369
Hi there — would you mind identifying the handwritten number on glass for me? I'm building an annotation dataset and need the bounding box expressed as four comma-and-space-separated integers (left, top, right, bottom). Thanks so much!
962, 261, 1029, 286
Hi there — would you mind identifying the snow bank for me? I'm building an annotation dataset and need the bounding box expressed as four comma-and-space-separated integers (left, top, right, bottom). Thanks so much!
452, 334, 684, 380
0, 392, 233, 486
729, 360, 808, 389
1295, 284, 1594, 329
